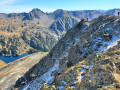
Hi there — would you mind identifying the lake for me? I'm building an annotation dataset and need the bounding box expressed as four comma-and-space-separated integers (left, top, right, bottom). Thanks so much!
0, 53, 29, 63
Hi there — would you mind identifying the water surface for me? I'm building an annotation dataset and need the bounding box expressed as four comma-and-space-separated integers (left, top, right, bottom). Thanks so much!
0, 53, 29, 63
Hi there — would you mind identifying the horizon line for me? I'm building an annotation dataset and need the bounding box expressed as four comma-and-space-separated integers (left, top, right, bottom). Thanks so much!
0, 8, 120, 14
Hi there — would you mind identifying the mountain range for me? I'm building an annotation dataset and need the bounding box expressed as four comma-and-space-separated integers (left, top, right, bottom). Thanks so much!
0, 8, 120, 89
0, 8, 120, 56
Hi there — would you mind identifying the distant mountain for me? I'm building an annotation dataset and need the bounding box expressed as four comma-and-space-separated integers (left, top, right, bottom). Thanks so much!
24, 8, 47, 20
14, 15, 120, 90
0, 8, 120, 56
49, 16, 78, 35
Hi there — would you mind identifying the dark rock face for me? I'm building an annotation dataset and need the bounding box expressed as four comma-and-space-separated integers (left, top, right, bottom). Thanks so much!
103, 34, 112, 41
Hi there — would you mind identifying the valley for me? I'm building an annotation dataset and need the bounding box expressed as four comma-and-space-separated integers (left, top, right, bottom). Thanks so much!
0, 8, 120, 90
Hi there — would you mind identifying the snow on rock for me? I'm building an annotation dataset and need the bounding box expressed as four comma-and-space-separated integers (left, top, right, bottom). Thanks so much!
105, 39, 120, 51
74, 38, 80, 43
71, 86, 76, 88
56, 86, 64, 90
98, 85, 104, 88
61, 80, 67, 85
84, 65, 93, 69
73, 80, 77, 83
77, 65, 93, 81
80, 67, 86, 73
77, 75, 84, 81
77, 67, 85, 81
22, 58, 59, 90
97, 35, 120, 54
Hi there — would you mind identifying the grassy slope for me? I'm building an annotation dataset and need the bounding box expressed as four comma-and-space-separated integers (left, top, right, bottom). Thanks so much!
0, 60, 7, 68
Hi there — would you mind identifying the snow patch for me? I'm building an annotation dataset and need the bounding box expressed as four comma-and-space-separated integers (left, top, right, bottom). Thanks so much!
77, 65, 93, 81
73, 80, 77, 83
74, 38, 80, 43
61, 80, 67, 85
80, 67, 86, 73
97, 35, 120, 54
71, 86, 76, 88
105, 39, 120, 51
98, 85, 104, 88
56, 86, 64, 90
78, 75, 84, 81
85, 65, 93, 69
22, 58, 59, 90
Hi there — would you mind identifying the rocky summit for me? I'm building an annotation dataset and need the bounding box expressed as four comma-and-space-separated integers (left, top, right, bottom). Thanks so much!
12, 15, 120, 90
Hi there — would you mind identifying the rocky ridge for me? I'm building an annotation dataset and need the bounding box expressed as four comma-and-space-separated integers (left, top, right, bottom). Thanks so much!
13, 15, 120, 90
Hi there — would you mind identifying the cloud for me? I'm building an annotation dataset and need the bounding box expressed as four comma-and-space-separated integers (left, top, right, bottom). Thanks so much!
0, 4, 55, 13
0, 0, 32, 13
0, 5, 33, 13
0, 0, 55, 13
0, 0, 17, 5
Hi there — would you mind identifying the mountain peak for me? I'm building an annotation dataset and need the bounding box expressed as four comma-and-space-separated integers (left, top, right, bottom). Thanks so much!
24, 8, 46, 20
31, 8, 45, 14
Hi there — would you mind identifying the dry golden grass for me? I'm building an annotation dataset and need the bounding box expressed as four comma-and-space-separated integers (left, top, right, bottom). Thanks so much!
0, 60, 7, 68
0, 31, 20, 37
113, 73, 120, 83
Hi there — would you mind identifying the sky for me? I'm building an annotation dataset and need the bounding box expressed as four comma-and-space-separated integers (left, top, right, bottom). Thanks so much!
0, 0, 120, 13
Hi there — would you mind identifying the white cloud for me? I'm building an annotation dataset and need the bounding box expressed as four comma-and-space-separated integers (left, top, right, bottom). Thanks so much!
0, 0, 55, 13
0, 0, 32, 13
0, 0, 17, 5
0, 5, 55, 13
0, 5, 33, 13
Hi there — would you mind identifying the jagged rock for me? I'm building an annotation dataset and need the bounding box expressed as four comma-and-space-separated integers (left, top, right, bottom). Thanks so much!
103, 33, 112, 41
